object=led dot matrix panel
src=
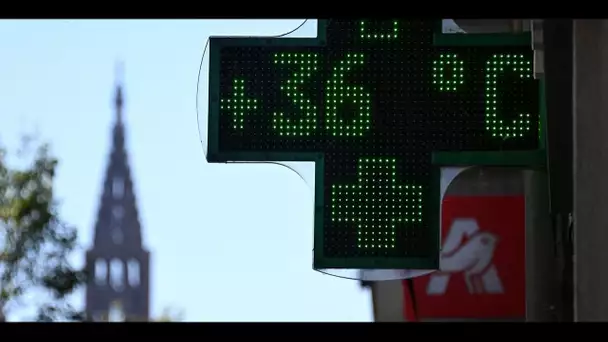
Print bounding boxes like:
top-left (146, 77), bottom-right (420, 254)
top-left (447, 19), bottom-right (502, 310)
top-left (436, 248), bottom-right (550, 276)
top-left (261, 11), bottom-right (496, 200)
top-left (207, 19), bottom-right (541, 270)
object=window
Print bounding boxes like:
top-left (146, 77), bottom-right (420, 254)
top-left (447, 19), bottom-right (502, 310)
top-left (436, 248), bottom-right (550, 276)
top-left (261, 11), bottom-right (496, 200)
top-left (94, 259), bottom-right (107, 285)
top-left (110, 258), bottom-right (124, 291)
top-left (442, 19), bottom-right (466, 34)
top-left (112, 206), bottom-right (124, 220)
top-left (111, 206), bottom-right (124, 229)
top-left (108, 301), bottom-right (125, 322)
top-left (127, 259), bottom-right (140, 287)
top-left (112, 229), bottom-right (123, 244)
top-left (112, 178), bottom-right (124, 199)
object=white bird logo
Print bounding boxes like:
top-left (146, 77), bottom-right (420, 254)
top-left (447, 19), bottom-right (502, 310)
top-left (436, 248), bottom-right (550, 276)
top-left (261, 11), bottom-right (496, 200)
top-left (426, 218), bottom-right (504, 295)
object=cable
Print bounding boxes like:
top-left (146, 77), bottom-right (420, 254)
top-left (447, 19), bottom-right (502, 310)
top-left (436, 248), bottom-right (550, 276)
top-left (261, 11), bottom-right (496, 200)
top-left (195, 19), bottom-right (309, 158)
top-left (193, 19), bottom-right (313, 193)
top-left (406, 278), bottom-right (419, 321)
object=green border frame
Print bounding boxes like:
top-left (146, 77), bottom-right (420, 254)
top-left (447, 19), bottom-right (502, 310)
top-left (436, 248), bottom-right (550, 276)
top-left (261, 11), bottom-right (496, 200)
top-left (206, 20), bottom-right (546, 271)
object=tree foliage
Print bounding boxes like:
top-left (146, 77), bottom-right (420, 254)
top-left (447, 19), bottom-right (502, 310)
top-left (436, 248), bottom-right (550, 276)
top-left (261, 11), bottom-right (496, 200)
top-left (0, 140), bottom-right (86, 321)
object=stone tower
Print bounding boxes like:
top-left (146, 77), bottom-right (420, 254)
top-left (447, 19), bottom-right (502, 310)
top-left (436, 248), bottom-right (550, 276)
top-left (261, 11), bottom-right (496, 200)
top-left (85, 69), bottom-right (151, 321)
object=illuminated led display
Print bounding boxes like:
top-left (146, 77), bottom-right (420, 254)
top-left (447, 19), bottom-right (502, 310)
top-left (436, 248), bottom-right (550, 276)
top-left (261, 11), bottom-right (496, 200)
top-left (207, 20), bottom-right (542, 270)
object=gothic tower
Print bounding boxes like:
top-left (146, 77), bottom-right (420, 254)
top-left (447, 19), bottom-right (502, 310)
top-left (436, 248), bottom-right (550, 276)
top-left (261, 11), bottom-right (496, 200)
top-left (85, 69), bottom-right (151, 321)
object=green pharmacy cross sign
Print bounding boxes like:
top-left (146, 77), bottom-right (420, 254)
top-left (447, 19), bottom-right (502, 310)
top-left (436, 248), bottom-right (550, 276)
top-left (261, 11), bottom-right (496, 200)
top-left (206, 19), bottom-right (543, 271)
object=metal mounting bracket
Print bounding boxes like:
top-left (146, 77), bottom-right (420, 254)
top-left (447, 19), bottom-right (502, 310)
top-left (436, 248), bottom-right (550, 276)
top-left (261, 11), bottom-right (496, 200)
top-left (532, 19), bottom-right (544, 79)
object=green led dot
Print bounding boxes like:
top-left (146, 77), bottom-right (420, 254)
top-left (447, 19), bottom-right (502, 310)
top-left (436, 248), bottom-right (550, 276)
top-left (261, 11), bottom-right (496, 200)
top-left (485, 54), bottom-right (534, 139)
top-left (273, 52), bottom-right (319, 137)
top-left (433, 53), bottom-right (465, 92)
top-left (220, 78), bottom-right (257, 130)
top-left (359, 20), bottom-right (399, 40)
top-left (325, 53), bottom-right (372, 137)
top-left (331, 158), bottom-right (423, 250)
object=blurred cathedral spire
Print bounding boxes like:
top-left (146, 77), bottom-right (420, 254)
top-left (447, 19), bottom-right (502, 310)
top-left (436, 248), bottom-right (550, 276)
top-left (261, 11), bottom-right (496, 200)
top-left (115, 60), bottom-right (124, 123)
top-left (85, 59), bottom-right (150, 322)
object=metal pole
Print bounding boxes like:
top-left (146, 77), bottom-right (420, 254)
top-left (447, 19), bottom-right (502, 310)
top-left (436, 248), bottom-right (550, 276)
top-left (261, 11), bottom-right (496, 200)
top-left (524, 170), bottom-right (558, 321)
top-left (573, 19), bottom-right (608, 321)
top-left (538, 19), bottom-right (574, 322)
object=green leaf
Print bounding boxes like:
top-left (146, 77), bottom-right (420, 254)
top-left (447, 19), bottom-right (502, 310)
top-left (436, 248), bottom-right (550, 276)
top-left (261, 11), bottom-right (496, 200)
top-left (0, 137), bottom-right (85, 321)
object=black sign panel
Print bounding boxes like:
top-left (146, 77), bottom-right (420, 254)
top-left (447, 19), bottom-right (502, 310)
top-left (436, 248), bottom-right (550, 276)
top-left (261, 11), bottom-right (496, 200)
top-left (206, 19), bottom-right (542, 270)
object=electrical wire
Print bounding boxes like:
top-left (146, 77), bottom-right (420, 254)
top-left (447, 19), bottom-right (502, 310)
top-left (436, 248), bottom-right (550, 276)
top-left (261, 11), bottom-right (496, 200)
top-left (195, 19), bottom-right (309, 157)
top-left (193, 20), bottom-right (423, 286)
top-left (193, 20), bottom-right (432, 297)
top-left (194, 19), bottom-right (313, 183)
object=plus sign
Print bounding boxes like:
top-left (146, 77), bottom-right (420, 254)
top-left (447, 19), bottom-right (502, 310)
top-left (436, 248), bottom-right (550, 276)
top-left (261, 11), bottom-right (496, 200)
top-left (207, 19), bottom-right (542, 271)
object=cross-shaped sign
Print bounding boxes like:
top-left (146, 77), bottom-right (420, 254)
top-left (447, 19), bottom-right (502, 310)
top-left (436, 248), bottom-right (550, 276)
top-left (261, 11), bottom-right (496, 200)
top-left (206, 19), bottom-right (543, 271)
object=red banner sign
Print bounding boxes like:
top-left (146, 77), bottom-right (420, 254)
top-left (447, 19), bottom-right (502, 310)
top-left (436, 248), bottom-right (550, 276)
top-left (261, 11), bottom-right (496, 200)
top-left (403, 195), bottom-right (525, 320)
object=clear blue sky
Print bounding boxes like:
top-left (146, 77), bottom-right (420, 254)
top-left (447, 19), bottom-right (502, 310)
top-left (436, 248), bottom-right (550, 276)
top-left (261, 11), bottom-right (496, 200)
top-left (0, 19), bottom-right (373, 321)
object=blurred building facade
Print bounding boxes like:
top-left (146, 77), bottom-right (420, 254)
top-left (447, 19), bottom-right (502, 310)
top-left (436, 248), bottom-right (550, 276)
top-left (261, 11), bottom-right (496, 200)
top-left (84, 76), bottom-right (151, 322)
